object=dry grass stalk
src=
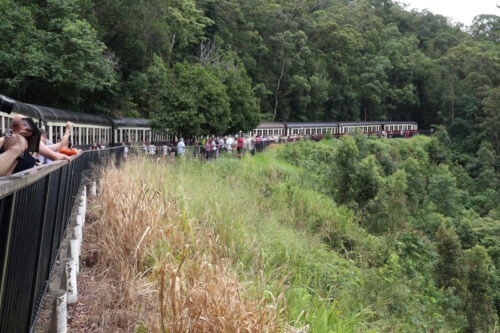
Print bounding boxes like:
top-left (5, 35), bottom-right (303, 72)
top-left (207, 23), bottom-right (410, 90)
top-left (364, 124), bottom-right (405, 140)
top-left (74, 157), bottom-right (284, 332)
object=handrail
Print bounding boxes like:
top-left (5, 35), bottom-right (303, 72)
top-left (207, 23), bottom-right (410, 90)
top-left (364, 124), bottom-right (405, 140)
top-left (0, 147), bottom-right (123, 333)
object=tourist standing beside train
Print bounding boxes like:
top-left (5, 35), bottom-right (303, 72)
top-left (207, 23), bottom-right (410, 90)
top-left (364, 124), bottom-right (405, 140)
top-left (148, 142), bottom-right (156, 156)
top-left (225, 135), bottom-right (234, 154)
top-left (123, 142), bottom-right (129, 159)
top-left (177, 138), bottom-right (185, 157)
top-left (236, 135), bottom-right (244, 158)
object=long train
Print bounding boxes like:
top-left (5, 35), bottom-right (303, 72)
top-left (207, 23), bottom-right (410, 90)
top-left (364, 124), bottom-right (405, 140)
top-left (251, 121), bottom-right (418, 139)
top-left (0, 95), bottom-right (418, 147)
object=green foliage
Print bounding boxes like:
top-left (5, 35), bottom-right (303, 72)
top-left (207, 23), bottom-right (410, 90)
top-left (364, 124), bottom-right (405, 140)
top-left (461, 246), bottom-right (498, 332)
top-left (426, 164), bottom-right (463, 217)
top-left (212, 53), bottom-right (261, 133)
top-left (150, 61), bottom-right (230, 138)
top-left (332, 136), bottom-right (360, 205)
top-left (275, 133), bottom-right (499, 330)
top-left (0, 0), bottom-right (116, 108)
top-left (401, 157), bottom-right (428, 213)
top-left (364, 169), bottom-right (409, 234)
top-left (435, 223), bottom-right (462, 289)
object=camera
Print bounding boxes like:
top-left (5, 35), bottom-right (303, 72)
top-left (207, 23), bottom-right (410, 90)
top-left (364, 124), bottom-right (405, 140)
top-left (21, 117), bottom-right (41, 153)
top-left (0, 95), bottom-right (15, 114)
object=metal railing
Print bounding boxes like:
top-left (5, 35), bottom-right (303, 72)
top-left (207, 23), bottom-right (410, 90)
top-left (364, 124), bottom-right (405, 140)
top-left (0, 147), bottom-right (123, 333)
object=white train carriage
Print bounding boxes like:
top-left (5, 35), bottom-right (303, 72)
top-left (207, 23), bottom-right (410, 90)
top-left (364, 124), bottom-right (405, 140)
top-left (285, 122), bottom-right (339, 136)
top-left (112, 117), bottom-right (170, 144)
top-left (16, 102), bottom-right (113, 147)
top-left (337, 121), bottom-right (383, 135)
top-left (382, 121), bottom-right (418, 136)
top-left (249, 122), bottom-right (286, 137)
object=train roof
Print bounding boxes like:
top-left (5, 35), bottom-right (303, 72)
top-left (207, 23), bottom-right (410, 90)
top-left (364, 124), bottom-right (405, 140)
top-left (254, 122), bottom-right (286, 129)
top-left (112, 117), bottom-right (152, 128)
top-left (337, 121), bottom-right (383, 126)
top-left (285, 122), bottom-right (338, 128)
top-left (382, 121), bottom-right (417, 124)
top-left (18, 102), bottom-right (111, 125)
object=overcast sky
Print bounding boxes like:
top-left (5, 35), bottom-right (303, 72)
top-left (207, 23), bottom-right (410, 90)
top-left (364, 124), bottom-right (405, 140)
top-left (397, 0), bottom-right (499, 26)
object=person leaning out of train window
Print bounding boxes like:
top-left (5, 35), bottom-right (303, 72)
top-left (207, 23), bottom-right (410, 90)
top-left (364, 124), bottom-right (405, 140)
top-left (36, 136), bottom-right (72, 163)
top-left (37, 125), bottom-right (72, 163)
top-left (0, 133), bottom-right (28, 176)
top-left (0, 115), bottom-right (71, 163)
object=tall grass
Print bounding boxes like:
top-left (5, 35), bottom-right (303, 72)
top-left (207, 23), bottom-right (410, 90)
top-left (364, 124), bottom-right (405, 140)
top-left (84, 156), bottom-right (285, 332)
top-left (81, 148), bottom-right (438, 332)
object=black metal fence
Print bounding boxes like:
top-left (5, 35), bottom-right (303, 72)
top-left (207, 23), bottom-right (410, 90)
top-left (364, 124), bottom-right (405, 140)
top-left (0, 147), bottom-right (123, 333)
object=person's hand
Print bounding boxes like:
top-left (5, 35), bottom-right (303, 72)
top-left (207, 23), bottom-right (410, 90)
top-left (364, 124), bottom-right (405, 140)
top-left (3, 134), bottom-right (27, 155)
top-left (53, 152), bottom-right (71, 162)
top-left (65, 121), bottom-right (72, 132)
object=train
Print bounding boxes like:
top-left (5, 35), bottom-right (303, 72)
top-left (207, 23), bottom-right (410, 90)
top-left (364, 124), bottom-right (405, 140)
top-left (0, 94), bottom-right (418, 147)
top-left (251, 121), bottom-right (418, 139)
top-left (0, 95), bottom-right (169, 147)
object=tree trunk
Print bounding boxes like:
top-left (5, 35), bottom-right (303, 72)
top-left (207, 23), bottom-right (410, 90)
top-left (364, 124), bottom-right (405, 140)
top-left (273, 44), bottom-right (286, 121)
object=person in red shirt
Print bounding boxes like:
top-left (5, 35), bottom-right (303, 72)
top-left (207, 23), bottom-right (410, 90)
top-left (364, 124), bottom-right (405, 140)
top-left (236, 135), bottom-right (245, 158)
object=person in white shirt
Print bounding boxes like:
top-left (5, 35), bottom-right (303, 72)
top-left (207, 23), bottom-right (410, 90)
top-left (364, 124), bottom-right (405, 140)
top-left (148, 142), bottom-right (156, 155)
top-left (177, 138), bottom-right (185, 156)
top-left (225, 135), bottom-right (234, 153)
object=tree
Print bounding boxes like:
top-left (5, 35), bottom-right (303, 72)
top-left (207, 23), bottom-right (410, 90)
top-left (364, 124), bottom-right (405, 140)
top-left (94, 0), bottom-right (210, 71)
top-left (477, 86), bottom-right (500, 156)
top-left (364, 169), bottom-right (409, 233)
top-left (332, 136), bottom-right (359, 205)
top-left (434, 223), bottom-right (461, 289)
top-left (219, 58), bottom-right (261, 133)
top-left (401, 157), bottom-right (428, 214)
top-left (469, 14), bottom-right (500, 43)
top-left (0, 0), bottom-right (117, 109)
top-left (426, 164), bottom-right (462, 217)
top-left (461, 246), bottom-right (498, 332)
top-left (150, 61), bottom-right (230, 138)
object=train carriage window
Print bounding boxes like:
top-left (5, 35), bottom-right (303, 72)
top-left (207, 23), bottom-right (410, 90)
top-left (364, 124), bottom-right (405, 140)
top-left (5, 117), bottom-right (12, 134)
top-left (73, 126), bottom-right (79, 145)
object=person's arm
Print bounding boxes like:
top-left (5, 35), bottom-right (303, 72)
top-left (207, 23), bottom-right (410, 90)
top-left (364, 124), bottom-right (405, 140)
top-left (39, 142), bottom-right (71, 161)
top-left (0, 135), bottom-right (27, 176)
top-left (49, 121), bottom-right (72, 151)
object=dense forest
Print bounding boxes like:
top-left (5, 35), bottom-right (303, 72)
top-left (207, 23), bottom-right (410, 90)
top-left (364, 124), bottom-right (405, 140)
top-left (1, 0), bottom-right (498, 137)
top-left (79, 133), bottom-right (499, 332)
top-left (2, 0), bottom-right (497, 331)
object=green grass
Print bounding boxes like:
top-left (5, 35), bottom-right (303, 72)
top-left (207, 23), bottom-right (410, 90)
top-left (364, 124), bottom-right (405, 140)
top-left (92, 143), bottom-right (453, 332)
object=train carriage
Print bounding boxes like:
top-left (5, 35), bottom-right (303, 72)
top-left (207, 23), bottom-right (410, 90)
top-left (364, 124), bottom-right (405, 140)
top-left (250, 122), bottom-right (286, 137)
top-left (24, 104), bottom-right (113, 146)
top-left (382, 121), bottom-right (418, 136)
top-left (337, 121), bottom-right (383, 135)
top-left (285, 122), bottom-right (339, 136)
top-left (111, 117), bottom-right (170, 144)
